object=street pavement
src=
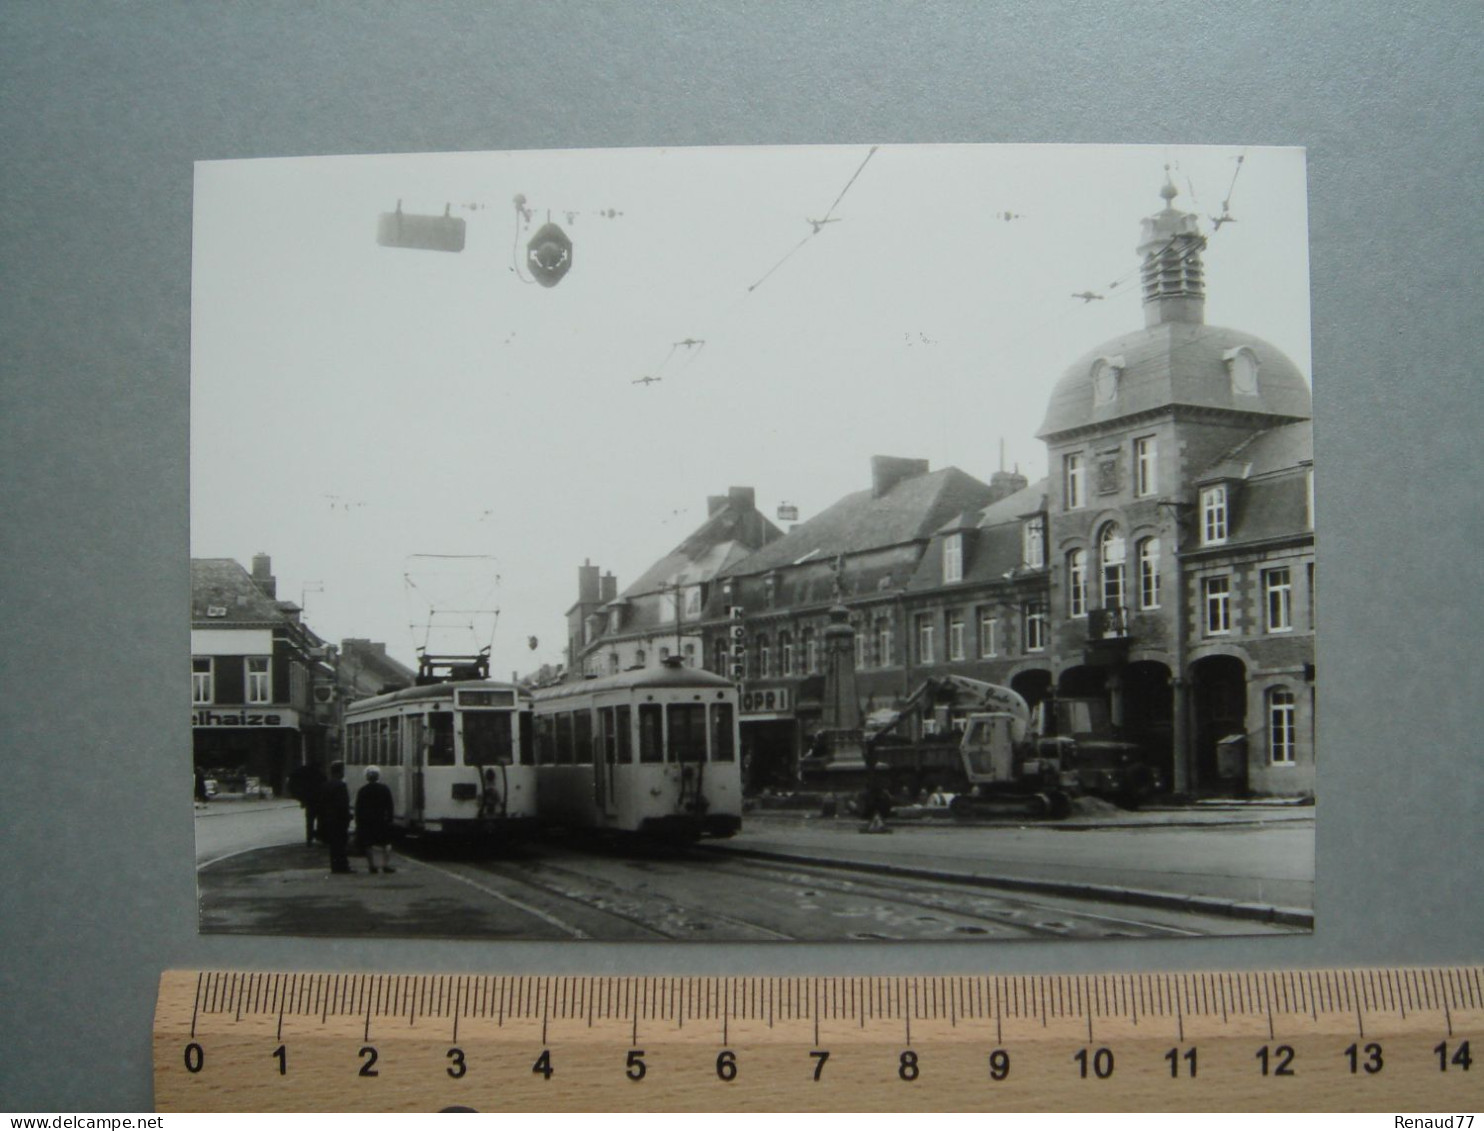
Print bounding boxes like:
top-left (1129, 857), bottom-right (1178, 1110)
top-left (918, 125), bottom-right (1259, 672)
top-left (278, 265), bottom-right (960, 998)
top-left (193, 798), bottom-right (305, 866)
top-left (704, 807), bottom-right (1315, 925)
top-left (195, 800), bottom-right (1313, 937)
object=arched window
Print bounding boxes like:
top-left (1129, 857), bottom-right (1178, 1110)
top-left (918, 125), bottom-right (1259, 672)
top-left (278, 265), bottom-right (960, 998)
top-left (633, 648), bottom-right (646, 668)
top-left (1100, 523), bottom-right (1126, 611)
top-left (1067, 549), bottom-right (1088, 617)
top-left (713, 638), bottom-right (728, 674)
top-left (1268, 687), bottom-right (1296, 765)
top-left (779, 630), bottom-right (794, 676)
top-left (1138, 537), bottom-right (1161, 609)
top-left (755, 634), bottom-right (770, 679)
top-left (802, 627), bottom-right (817, 674)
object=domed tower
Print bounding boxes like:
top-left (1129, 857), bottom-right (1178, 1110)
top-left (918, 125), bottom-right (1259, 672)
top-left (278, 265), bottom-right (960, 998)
top-left (1036, 176), bottom-right (1312, 795)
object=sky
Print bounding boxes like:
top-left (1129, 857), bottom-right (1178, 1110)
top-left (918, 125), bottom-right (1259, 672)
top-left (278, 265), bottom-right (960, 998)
top-left (190, 143), bottom-right (1311, 676)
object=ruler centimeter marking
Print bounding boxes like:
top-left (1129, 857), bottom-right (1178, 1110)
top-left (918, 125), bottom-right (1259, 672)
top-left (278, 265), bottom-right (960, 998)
top-left (156, 967), bottom-right (1482, 1112)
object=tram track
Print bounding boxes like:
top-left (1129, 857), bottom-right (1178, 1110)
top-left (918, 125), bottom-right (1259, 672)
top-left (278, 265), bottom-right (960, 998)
top-left (681, 850), bottom-right (1209, 940)
top-left (405, 845), bottom-right (798, 941)
top-left (405, 837), bottom-right (1238, 941)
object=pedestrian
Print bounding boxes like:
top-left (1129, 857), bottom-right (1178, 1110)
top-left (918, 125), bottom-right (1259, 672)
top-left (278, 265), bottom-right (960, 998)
top-left (355, 765), bottom-right (396, 874)
top-left (288, 758), bottom-right (327, 846)
top-left (321, 760), bottom-right (353, 874)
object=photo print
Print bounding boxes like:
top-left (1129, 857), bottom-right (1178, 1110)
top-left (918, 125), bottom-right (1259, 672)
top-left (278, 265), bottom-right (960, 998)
top-left (190, 143), bottom-right (1316, 942)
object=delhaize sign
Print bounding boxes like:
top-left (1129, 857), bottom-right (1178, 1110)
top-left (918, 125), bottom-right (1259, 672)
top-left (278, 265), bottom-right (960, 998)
top-left (192, 708), bottom-right (299, 728)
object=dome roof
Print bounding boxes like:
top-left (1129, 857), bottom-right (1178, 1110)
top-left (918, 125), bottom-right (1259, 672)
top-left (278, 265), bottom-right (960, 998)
top-left (1037, 321), bottom-right (1311, 438)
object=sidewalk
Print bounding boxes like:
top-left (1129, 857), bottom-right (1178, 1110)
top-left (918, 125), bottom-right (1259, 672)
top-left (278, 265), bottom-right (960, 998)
top-left (704, 810), bottom-right (1315, 928)
top-left (193, 798), bottom-right (299, 817)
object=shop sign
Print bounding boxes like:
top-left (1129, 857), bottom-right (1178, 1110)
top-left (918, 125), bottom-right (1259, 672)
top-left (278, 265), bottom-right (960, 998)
top-left (741, 688), bottom-right (791, 715)
top-left (192, 708), bottom-right (300, 728)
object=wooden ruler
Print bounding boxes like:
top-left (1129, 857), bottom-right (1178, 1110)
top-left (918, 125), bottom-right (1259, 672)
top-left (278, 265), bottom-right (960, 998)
top-left (155, 967), bottom-right (1481, 1111)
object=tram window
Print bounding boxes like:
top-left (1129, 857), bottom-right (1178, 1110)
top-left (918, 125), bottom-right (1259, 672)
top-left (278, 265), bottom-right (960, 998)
top-left (518, 715), bottom-right (534, 766)
top-left (555, 712), bottom-right (575, 765)
top-left (668, 704), bottom-right (707, 763)
top-left (534, 715), bottom-right (555, 765)
top-left (574, 709), bottom-right (594, 765)
top-left (710, 703), bottom-right (736, 762)
top-left (464, 711), bottom-right (514, 766)
top-left (378, 718), bottom-right (390, 763)
top-left (615, 705), bottom-right (632, 763)
top-left (638, 703), bottom-right (663, 763)
top-left (405, 716), bottom-right (424, 765)
top-left (599, 708), bottom-right (614, 764)
top-left (428, 712), bottom-right (455, 766)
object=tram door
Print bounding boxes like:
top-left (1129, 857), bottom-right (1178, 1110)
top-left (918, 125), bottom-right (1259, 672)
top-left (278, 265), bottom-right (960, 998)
top-left (406, 714), bottom-right (427, 822)
top-left (593, 706), bottom-right (618, 817)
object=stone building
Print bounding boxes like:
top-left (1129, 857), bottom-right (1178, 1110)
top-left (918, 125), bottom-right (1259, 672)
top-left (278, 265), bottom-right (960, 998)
top-left (567, 487), bottom-right (781, 678)
top-left (189, 554), bottom-right (337, 795)
top-left (1035, 178), bottom-right (1315, 795)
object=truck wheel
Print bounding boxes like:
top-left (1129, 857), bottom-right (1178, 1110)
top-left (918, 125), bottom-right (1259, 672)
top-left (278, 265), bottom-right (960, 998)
top-left (948, 795), bottom-right (976, 820)
top-left (1048, 791), bottom-right (1073, 819)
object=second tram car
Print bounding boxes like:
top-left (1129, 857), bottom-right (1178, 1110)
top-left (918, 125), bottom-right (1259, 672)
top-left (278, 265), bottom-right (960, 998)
top-left (341, 678), bottom-right (536, 840)
top-left (530, 661), bottom-right (742, 839)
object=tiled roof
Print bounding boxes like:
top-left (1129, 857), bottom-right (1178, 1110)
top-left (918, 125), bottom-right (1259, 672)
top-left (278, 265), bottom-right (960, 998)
top-left (910, 478), bottom-right (1051, 591)
top-left (1202, 420), bottom-right (1313, 480)
top-left (1039, 322), bottom-right (1311, 437)
top-left (722, 467), bottom-right (996, 577)
top-left (971, 478), bottom-right (1049, 530)
top-left (623, 502), bottom-right (781, 597)
top-left (190, 558), bottom-right (287, 626)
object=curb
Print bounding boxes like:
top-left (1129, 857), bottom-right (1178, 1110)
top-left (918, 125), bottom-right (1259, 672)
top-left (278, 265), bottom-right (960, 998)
top-left (698, 842), bottom-right (1314, 930)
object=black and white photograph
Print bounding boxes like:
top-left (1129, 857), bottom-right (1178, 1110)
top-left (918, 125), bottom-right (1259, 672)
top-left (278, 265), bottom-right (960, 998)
top-left (190, 142), bottom-right (1316, 943)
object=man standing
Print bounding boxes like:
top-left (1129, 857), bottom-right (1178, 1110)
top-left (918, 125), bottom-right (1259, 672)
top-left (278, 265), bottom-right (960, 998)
top-left (288, 758), bottom-right (326, 845)
top-left (321, 760), bottom-right (353, 874)
top-left (355, 766), bottom-right (396, 874)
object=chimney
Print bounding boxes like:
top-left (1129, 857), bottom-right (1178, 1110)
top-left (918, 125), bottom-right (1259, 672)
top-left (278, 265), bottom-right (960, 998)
top-left (600, 572), bottom-right (618, 602)
top-left (707, 495), bottom-right (727, 517)
top-left (250, 553), bottom-right (277, 599)
top-left (727, 486), bottom-right (755, 511)
top-left (577, 559), bottom-right (600, 606)
top-left (987, 469), bottom-right (1029, 504)
top-left (870, 456), bottom-right (930, 498)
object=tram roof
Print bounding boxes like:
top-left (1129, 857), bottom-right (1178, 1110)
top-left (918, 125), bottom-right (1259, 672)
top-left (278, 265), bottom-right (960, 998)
top-left (531, 665), bottom-right (734, 704)
top-left (345, 679), bottom-right (526, 714)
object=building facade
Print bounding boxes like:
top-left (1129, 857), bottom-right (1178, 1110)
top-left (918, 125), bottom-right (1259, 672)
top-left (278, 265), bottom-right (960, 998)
top-left (560, 180), bottom-right (1316, 799)
top-left (568, 487), bottom-right (781, 678)
top-left (1035, 180), bottom-right (1315, 796)
top-left (190, 554), bottom-right (338, 796)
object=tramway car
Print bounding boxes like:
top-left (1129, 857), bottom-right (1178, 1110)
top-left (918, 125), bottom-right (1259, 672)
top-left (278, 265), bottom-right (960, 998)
top-left (341, 676), bottom-right (536, 840)
top-left (530, 660), bottom-right (742, 839)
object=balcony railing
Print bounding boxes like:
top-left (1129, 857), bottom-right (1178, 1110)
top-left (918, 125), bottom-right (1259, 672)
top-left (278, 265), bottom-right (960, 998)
top-left (1088, 606), bottom-right (1131, 642)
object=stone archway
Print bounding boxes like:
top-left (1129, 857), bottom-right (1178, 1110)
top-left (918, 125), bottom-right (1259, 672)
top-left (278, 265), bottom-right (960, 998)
top-left (1191, 654), bottom-right (1248, 794)
top-left (1010, 668), bottom-right (1052, 709)
top-left (1124, 660), bottom-right (1174, 790)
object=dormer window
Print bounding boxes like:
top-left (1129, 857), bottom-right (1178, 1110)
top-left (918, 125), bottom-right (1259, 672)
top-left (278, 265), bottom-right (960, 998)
top-left (1022, 516), bottom-right (1045, 569)
top-left (943, 533), bottom-right (964, 583)
top-left (1201, 484), bottom-right (1229, 545)
top-left (1091, 355), bottom-right (1125, 407)
top-left (607, 606), bottom-right (623, 634)
top-left (1223, 346), bottom-right (1261, 396)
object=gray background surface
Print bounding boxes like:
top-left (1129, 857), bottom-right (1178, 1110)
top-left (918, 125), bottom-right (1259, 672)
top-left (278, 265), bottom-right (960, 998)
top-left (2, 1), bottom-right (1480, 1111)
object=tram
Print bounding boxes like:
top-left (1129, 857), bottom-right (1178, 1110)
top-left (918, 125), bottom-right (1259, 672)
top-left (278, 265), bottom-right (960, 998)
top-left (340, 653), bottom-right (536, 840)
top-left (530, 659), bottom-right (743, 839)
